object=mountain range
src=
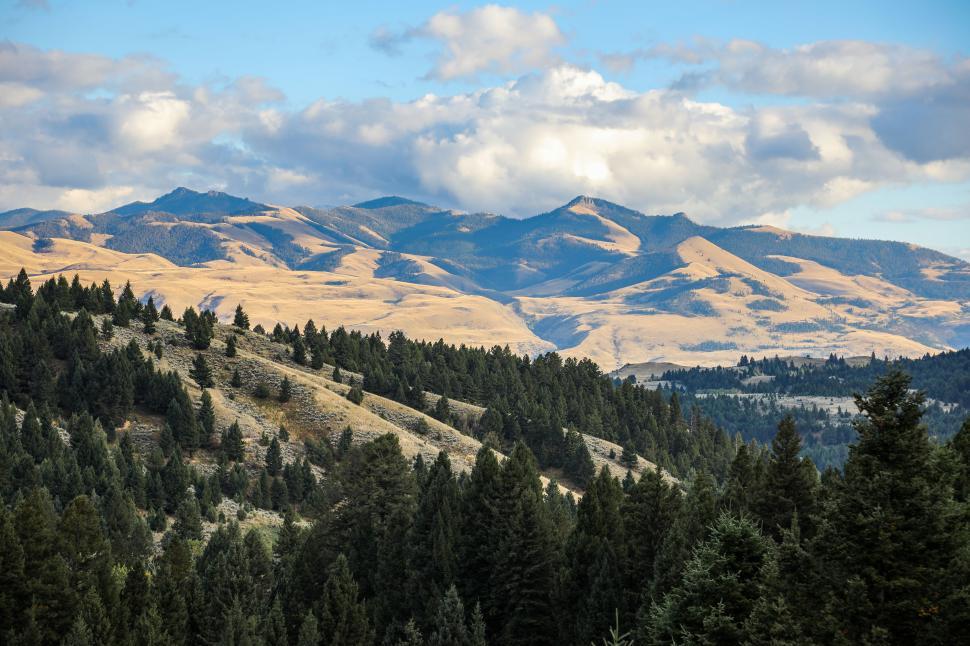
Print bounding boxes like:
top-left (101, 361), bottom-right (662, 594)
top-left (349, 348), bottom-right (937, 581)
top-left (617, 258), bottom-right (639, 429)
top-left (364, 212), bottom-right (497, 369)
top-left (1, 187), bottom-right (968, 369)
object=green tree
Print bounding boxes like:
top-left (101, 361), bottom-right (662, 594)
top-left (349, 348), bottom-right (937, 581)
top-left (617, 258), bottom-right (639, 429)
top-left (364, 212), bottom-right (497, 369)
top-left (346, 385), bottom-right (364, 405)
top-left (225, 334), bottom-right (238, 358)
top-left (198, 390), bottom-right (216, 447)
top-left (279, 377), bottom-right (293, 403)
top-left (222, 421), bottom-right (245, 462)
top-left (233, 304), bottom-right (250, 330)
top-left (815, 371), bottom-right (966, 643)
top-left (318, 554), bottom-right (374, 646)
top-left (266, 437), bottom-right (283, 476)
top-left (190, 353), bottom-right (214, 388)
top-left (647, 513), bottom-right (771, 645)
top-left (429, 585), bottom-right (470, 646)
top-left (755, 415), bottom-right (818, 539)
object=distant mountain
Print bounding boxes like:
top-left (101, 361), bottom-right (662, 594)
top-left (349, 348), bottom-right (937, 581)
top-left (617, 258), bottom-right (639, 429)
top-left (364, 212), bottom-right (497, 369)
top-left (0, 207), bottom-right (73, 228)
top-left (111, 186), bottom-right (268, 217)
top-left (2, 188), bottom-right (968, 368)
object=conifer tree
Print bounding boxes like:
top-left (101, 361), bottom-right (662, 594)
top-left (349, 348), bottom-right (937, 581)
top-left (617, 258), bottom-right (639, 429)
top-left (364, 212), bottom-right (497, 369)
top-left (279, 376), bottom-right (293, 402)
top-left (297, 611), bottom-right (320, 646)
top-left (142, 296), bottom-right (159, 334)
top-left (190, 353), bottom-right (214, 388)
top-left (266, 436), bottom-right (283, 476)
top-left (160, 304), bottom-right (174, 321)
top-left (755, 415), bottom-right (817, 538)
top-left (565, 466), bottom-right (626, 643)
top-left (429, 585), bottom-right (470, 646)
top-left (319, 554), bottom-right (374, 646)
top-left (346, 384), bottom-right (364, 405)
top-left (225, 333), bottom-right (237, 358)
top-left (233, 304), bottom-right (250, 330)
top-left (198, 390), bottom-right (216, 447)
top-left (433, 395), bottom-right (451, 423)
top-left (406, 451), bottom-right (461, 627)
top-left (222, 421), bottom-right (245, 462)
top-left (292, 336), bottom-right (308, 365)
top-left (647, 513), bottom-right (771, 645)
top-left (231, 367), bottom-right (242, 388)
top-left (816, 371), bottom-right (965, 643)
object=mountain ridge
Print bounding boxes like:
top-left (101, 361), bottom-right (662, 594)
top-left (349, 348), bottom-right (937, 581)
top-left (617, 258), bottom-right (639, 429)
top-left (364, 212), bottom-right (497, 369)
top-left (2, 186), bottom-right (967, 368)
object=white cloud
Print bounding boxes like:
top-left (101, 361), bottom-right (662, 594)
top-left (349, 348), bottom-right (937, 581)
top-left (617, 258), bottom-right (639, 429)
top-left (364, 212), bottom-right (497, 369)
top-left (372, 4), bottom-right (566, 81)
top-left (2, 40), bottom-right (969, 231)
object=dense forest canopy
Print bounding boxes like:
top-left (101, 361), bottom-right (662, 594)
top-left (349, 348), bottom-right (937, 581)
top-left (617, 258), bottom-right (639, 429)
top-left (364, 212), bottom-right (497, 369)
top-left (1, 268), bottom-right (969, 645)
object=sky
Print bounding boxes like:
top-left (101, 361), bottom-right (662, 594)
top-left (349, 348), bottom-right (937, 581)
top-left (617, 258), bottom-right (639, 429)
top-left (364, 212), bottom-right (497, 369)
top-left (1, 0), bottom-right (969, 258)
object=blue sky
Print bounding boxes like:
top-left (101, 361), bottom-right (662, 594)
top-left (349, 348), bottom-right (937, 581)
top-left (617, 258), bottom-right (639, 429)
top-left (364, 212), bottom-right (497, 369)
top-left (2, 0), bottom-right (969, 257)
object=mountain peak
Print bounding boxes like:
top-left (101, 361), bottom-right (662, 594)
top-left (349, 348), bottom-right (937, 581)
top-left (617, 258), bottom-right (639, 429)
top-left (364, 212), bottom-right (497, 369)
top-left (112, 187), bottom-right (268, 217)
top-left (353, 196), bottom-right (429, 210)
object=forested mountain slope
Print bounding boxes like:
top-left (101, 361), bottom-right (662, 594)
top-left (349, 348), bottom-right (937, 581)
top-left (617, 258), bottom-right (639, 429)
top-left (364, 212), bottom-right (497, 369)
top-left (2, 268), bottom-right (969, 645)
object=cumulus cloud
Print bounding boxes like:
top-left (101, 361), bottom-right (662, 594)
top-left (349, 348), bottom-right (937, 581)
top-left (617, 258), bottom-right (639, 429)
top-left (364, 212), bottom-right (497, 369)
top-left (606, 38), bottom-right (970, 165)
top-left (2, 40), bottom-right (969, 226)
top-left (371, 4), bottom-right (566, 80)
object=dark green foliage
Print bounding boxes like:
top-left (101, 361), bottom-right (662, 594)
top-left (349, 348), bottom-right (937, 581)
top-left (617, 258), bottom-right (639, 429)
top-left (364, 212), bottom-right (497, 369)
top-left (318, 554), bottom-right (374, 645)
top-left (755, 415), bottom-right (817, 538)
top-left (2, 269), bottom-right (969, 646)
top-left (198, 389), bottom-right (216, 447)
top-left (279, 376), bottom-right (293, 402)
top-left (254, 380), bottom-right (271, 399)
top-left (222, 421), bottom-right (245, 462)
top-left (190, 353), bottom-right (214, 388)
top-left (231, 367), bottom-right (242, 388)
top-left (646, 513), bottom-right (771, 644)
top-left (292, 335), bottom-right (307, 365)
top-left (346, 384), bottom-right (364, 405)
top-left (814, 371), bottom-right (966, 643)
top-left (266, 437), bottom-right (283, 476)
top-left (225, 333), bottom-right (237, 357)
top-left (182, 306), bottom-right (213, 350)
top-left (233, 304), bottom-right (250, 330)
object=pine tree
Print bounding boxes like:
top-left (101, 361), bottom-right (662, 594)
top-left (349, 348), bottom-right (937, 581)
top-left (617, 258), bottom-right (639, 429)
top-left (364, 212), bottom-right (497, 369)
top-left (406, 451), bottom-right (461, 627)
top-left (565, 466), bottom-right (625, 643)
top-left (346, 385), bottom-right (364, 405)
top-left (318, 554), bottom-right (374, 645)
top-left (279, 376), bottom-right (293, 403)
top-left (198, 390), bottom-right (216, 447)
top-left (755, 415), bottom-right (817, 539)
top-left (142, 296), bottom-right (159, 334)
top-left (231, 368), bottom-right (242, 388)
top-left (332, 366), bottom-right (342, 383)
top-left (266, 437), bottom-right (283, 476)
top-left (225, 334), bottom-right (238, 358)
top-left (222, 421), bottom-right (245, 462)
top-left (233, 304), bottom-right (250, 330)
top-left (433, 395), bottom-right (451, 423)
top-left (816, 371), bottom-right (965, 643)
top-left (174, 496), bottom-right (203, 540)
top-left (183, 307), bottom-right (212, 350)
top-left (429, 586), bottom-right (470, 646)
top-left (647, 513), bottom-right (771, 645)
top-left (292, 336), bottom-right (307, 366)
top-left (263, 598), bottom-right (288, 646)
top-left (160, 304), bottom-right (174, 321)
top-left (190, 353), bottom-right (214, 388)
top-left (297, 612), bottom-right (320, 646)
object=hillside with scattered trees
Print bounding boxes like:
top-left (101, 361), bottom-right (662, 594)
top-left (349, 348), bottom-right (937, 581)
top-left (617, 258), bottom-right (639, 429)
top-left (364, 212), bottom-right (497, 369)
top-left (1, 268), bottom-right (969, 644)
